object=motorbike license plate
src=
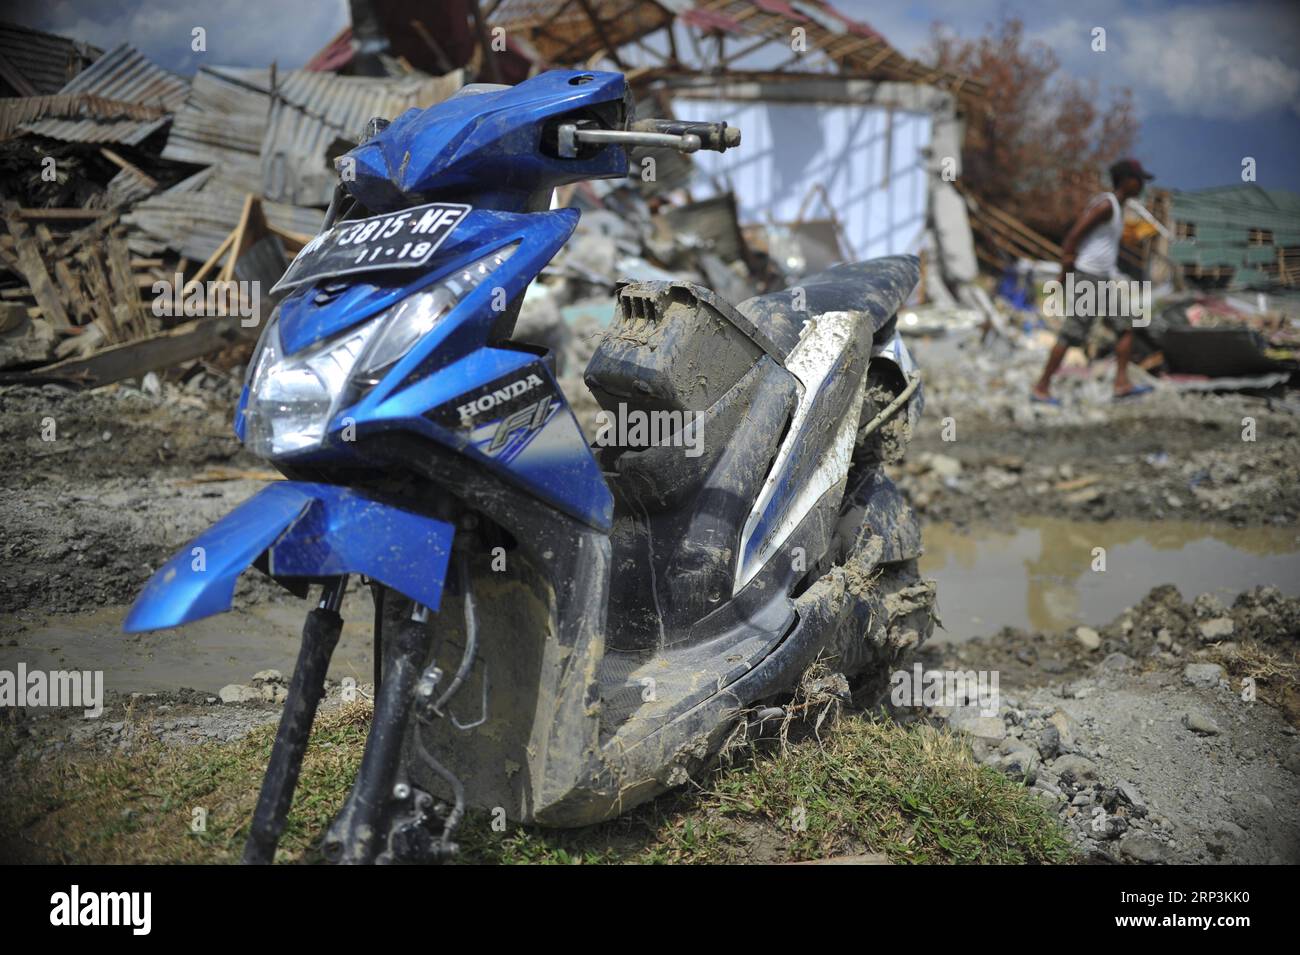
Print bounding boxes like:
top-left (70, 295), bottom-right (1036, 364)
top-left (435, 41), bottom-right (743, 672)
top-left (272, 202), bottom-right (472, 294)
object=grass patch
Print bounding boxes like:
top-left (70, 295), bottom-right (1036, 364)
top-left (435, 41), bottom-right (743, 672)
top-left (460, 717), bottom-right (1076, 864)
top-left (0, 703), bottom-right (370, 864)
top-left (1208, 638), bottom-right (1300, 727)
top-left (1, 708), bottom-right (1075, 864)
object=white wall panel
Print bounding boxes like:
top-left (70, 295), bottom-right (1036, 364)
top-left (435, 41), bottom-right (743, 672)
top-left (673, 99), bottom-right (931, 263)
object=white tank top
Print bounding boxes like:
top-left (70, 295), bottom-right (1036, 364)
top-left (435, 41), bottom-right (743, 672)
top-left (1074, 192), bottom-right (1123, 277)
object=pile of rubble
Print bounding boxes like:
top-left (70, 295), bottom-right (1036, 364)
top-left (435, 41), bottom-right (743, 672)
top-left (0, 1), bottom-right (1000, 393)
top-left (912, 585), bottom-right (1300, 863)
top-left (0, 21), bottom-right (466, 388)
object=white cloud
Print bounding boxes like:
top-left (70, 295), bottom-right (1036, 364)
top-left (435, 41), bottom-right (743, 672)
top-left (1030, 3), bottom-right (1300, 120)
top-left (18, 0), bottom-right (349, 72)
top-left (1115, 10), bottom-right (1300, 118)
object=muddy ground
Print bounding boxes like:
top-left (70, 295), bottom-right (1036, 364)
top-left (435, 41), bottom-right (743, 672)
top-left (892, 334), bottom-right (1300, 528)
top-left (0, 325), bottom-right (1297, 863)
top-left (0, 378), bottom-right (275, 618)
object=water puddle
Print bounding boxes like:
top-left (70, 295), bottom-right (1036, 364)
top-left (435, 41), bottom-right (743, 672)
top-left (921, 516), bottom-right (1300, 642)
top-left (5, 517), bottom-right (1297, 692)
top-left (0, 591), bottom-right (375, 696)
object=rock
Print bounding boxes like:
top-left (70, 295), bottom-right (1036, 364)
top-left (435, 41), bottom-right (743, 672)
top-left (1120, 832), bottom-right (1173, 864)
top-left (926, 453), bottom-right (962, 479)
top-left (251, 669), bottom-right (284, 685)
top-left (1118, 781), bottom-right (1146, 812)
top-left (1047, 710), bottom-right (1075, 747)
top-left (1091, 808), bottom-right (1128, 840)
top-left (258, 684), bottom-right (288, 704)
top-left (996, 743), bottom-right (1039, 784)
top-left (1075, 626), bottom-right (1101, 651)
top-left (1197, 618), bottom-right (1235, 642)
top-left (1281, 749), bottom-right (1300, 775)
top-left (1051, 754), bottom-right (1100, 784)
top-left (1211, 821), bottom-right (1247, 848)
top-left (218, 684), bottom-right (260, 704)
top-left (1033, 789), bottom-right (1061, 810)
top-left (1182, 711), bottom-right (1220, 736)
top-left (947, 708), bottom-right (1006, 741)
top-left (1155, 628), bottom-right (1173, 649)
top-left (1182, 663), bottom-right (1224, 688)
top-left (1100, 652), bottom-right (1133, 672)
top-left (1192, 593), bottom-right (1228, 619)
top-left (1037, 724), bottom-right (1062, 760)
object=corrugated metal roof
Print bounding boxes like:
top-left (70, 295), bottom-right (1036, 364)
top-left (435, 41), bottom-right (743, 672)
top-left (0, 92), bottom-right (165, 141)
top-left (104, 164), bottom-right (158, 208)
top-left (124, 173), bottom-right (323, 262)
top-left (260, 68), bottom-right (462, 206)
top-left (0, 20), bottom-right (101, 96)
top-left (21, 43), bottom-right (188, 145)
top-left (160, 66), bottom-right (271, 168)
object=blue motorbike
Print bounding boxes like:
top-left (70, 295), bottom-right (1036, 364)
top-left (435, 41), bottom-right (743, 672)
top-left (125, 69), bottom-right (934, 863)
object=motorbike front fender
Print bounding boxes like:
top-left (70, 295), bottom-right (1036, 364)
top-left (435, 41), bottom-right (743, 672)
top-left (123, 482), bottom-right (455, 633)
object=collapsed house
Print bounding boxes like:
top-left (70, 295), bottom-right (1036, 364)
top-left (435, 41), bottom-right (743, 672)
top-left (11, 3), bottom-right (1284, 394)
top-left (0, 3), bottom-right (995, 390)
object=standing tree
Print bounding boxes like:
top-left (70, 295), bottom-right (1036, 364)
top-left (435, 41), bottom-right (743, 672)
top-left (928, 16), bottom-right (1138, 240)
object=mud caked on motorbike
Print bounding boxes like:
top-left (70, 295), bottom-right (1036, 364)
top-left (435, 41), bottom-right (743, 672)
top-left (125, 69), bottom-right (936, 863)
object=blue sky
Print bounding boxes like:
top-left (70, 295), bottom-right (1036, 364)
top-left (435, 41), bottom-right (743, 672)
top-left (11, 0), bottom-right (1299, 190)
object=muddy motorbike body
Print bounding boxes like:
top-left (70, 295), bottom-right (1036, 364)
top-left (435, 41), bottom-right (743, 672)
top-left (125, 69), bottom-right (934, 863)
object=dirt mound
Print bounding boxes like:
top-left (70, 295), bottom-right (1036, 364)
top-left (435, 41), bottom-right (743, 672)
top-left (0, 382), bottom-right (269, 617)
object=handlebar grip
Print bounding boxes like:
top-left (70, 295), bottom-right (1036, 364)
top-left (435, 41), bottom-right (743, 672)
top-left (630, 119), bottom-right (741, 152)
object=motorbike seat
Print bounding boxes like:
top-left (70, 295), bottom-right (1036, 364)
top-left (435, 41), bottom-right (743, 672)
top-left (735, 255), bottom-right (919, 358)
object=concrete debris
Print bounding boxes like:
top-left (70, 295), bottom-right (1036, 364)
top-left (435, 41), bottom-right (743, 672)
top-left (911, 585), bottom-right (1300, 863)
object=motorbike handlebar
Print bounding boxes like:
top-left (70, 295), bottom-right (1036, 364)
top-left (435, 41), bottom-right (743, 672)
top-left (554, 118), bottom-right (741, 158)
top-left (630, 119), bottom-right (741, 152)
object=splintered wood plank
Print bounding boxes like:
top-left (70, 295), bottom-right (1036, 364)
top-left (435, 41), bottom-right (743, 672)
top-left (52, 259), bottom-right (91, 325)
top-left (0, 316), bottom-right (255, 389)
top-left (3, 205), bottom-right (71, 329)
top-left (53, 215), bottom-right (118, 259)
top-left (78, 245), bottom-right (119, 342)
top-left (16, 208), bottom-right (112, 220)
top-left (106, 230), bottom-right (148, 338)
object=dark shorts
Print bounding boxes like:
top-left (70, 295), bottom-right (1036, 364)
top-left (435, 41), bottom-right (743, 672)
top-left (1057, 271), bottom-right (1134, 347)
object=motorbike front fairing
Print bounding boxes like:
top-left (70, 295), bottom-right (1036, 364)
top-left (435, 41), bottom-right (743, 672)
top-left (125, 71), bottom-right (630, 633)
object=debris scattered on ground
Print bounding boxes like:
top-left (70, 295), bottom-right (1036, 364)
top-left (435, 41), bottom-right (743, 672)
top-left (911, 585), bottom-right (1300, 863)
top-left (893, 329), bottom-right (1300, 527)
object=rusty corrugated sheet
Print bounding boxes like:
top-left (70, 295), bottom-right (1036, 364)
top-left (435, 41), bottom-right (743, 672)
top-left (0, 93), bottom-right (165, 141)
top-left (20, 43), bottom-right (188, 145)
top-left (0, 20), bottom-right (101, 96)
top-left (260, 68), bottom-right (462, 206)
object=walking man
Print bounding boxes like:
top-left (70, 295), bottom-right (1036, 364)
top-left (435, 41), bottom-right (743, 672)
top-left (1032, 159), bottom-right (1155, 404)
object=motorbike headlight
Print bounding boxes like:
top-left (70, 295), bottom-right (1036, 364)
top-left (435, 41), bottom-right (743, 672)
top-left (243, 242), bottom-right (517, 460)
top-left (243, 315), bottom-right (380, 458)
